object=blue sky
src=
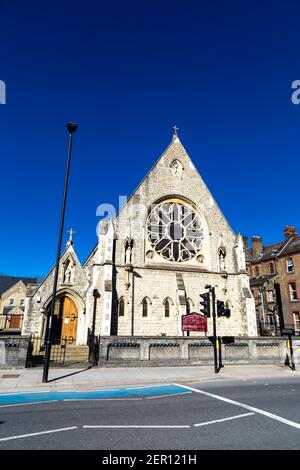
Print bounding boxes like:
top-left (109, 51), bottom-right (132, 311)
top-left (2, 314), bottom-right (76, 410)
top-left (1, 0), bottom-right (300, 278)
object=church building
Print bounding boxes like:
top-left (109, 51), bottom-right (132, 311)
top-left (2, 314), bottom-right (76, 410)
top-left (22, 131), bottom-right (257, 345)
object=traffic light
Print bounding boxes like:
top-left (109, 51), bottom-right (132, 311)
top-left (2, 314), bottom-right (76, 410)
top-left (217, 300), bottom-right (231, 318)
top-left (200, 292), bottom-right (211, 317)
top-left (224, 308), bottom-right (231, 318)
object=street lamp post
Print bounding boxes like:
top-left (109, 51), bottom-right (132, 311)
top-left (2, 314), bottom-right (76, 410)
top-left (42, 122), bottom-right (78, 383)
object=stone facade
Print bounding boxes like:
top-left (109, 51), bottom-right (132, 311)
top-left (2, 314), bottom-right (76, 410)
top-left (22, 134), bottom-right (257, 344)
top-left (0, 277), bottom-right (37, 331)
top-left (87, 135), bottom-right (257, 339)
top-left (0, 281), bottom-right (27, 315)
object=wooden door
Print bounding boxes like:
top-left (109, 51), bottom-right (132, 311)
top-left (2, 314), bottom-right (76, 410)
top-left (60, 297), bottom-right (78, 344)
top-left (10, 315), bottom-right (22, 329)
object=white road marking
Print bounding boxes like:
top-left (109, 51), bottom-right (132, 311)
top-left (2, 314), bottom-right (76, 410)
top-left (146, 392), bottom-right (192, 400)
top-left (125, 384), bottom-right (172, 390)
top-left (74, 389), bottom-right (119, 392)
top-left (0, 400), bottom-right (59, 408)
top-left (193, 413), bottom-right (254, 427)
top-left (63, 398), bottom-right (142, 401)
top-left (0, 426), bottom-right (78, 442)
top-left (0, 390), bottom-right (50, 396)
top-left (83, 425), bottom-right (190, 429)
top-left (174, 384), bottom-right (300, 430)
top-left (190, 378), bottom-right (218, 383)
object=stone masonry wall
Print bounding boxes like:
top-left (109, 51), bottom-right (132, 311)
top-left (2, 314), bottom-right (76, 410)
top-left (99, 336), bottom-right (296, 367)
top-left (0, 336), bottom-right (31, 369)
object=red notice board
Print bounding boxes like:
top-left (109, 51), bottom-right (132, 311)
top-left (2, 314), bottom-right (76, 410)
top-left (182, 312), bottom-right (208, 332)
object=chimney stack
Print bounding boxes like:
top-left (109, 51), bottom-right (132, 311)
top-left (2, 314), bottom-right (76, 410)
top-left (284, 225), bottom-right (297, 240)
top-left (252, 236), bottom-right (263, 258)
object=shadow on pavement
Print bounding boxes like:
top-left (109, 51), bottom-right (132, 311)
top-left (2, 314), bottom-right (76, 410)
top-left (47, 365), bottom-right (95, 383)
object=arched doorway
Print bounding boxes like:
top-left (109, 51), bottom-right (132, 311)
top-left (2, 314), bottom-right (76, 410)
top-left (47, 296), bottom-right (78, 344)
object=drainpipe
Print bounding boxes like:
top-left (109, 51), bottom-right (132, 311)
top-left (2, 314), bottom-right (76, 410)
top-left (92, 289), bottom-right (100, 338)
top-left (259, 286), bottom-right (266, 323)
top-left (131, 268), bottom-right (135, 336)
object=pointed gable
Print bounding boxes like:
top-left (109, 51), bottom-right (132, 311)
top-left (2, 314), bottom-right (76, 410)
top-left (31, 242), bottom-right (88, 299)
top-left (114, 134), bottom-right (234, 235)
top-left (85, 133), bottom-right (238, 274)
top-left (108, 135), bottom-right (236, 271)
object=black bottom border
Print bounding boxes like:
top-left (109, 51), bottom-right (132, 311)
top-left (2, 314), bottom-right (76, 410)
top-left (0, 450), bottom-right (298, 465)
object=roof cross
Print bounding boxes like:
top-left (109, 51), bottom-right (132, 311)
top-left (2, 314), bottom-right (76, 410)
top-left (172, 125), bottom-right (179, 137)
top-left (67, 227), bottom-right (76, 242)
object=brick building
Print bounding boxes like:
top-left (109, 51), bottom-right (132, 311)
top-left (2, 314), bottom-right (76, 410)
top-left (22, 131), bottom-right (257, 345)
top-left (245, 226), bottom-right (300, 336)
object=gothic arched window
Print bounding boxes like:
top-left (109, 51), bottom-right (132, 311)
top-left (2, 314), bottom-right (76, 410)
top-left (163, 298), bottom-right (171, 317)
top-left (118, 298), bottom-right (125, 317)
top-left (142, 298), bottom-right (149, 317)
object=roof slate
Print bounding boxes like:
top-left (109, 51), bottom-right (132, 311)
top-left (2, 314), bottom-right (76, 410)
top-left (246, 236), bottom-right (300, 264)
top-left (280, 236), bottom-right (300, 256)
top-left (0, 276), bottom-right (38, 296)
top-left (250, 274), bottom-right (278, 287)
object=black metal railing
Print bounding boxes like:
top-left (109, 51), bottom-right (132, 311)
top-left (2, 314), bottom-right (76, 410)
top-left (25, 335), bottom-right (68, 367)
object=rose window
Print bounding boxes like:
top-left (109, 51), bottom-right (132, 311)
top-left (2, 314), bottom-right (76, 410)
top-left (147, 201), bottom-right (204, 262)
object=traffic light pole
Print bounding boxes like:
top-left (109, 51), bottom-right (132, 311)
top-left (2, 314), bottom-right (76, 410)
top-left (288, 334), bottom-right (296, 371)
top-left (211, 287), bottom-right (218, 374)
top-left (217, 335), bottom-right (224, 372)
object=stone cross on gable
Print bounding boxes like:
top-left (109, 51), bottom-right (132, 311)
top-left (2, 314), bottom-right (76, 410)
top-left (67, 227), bottom-right (76, 242)
top-left (172, 125), bottom-right (179, 137)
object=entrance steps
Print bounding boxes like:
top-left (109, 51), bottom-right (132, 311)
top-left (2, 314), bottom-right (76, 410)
top-left (50, 344), bottom-right (89, 363)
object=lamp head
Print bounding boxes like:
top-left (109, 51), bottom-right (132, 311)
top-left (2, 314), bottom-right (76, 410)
top-left (67, 122), bottom-right (78, 134)
top-left (93, 288), bottom-right (100, 298)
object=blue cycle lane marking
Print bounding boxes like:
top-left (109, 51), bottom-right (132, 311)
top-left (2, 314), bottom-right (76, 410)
top-left (0, 384), bottom-right (188, 405)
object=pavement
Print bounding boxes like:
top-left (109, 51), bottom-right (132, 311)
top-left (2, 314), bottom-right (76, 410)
top-left (1, 363), bottom-right (299, 393)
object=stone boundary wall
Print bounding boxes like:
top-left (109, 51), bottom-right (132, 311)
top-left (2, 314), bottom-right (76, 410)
top-left (1, 335), bottom-right (300, 369)
top-left (0, 336), bottom-right (31, 369)
top-left (99, 335), bottom-right (300, 367)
